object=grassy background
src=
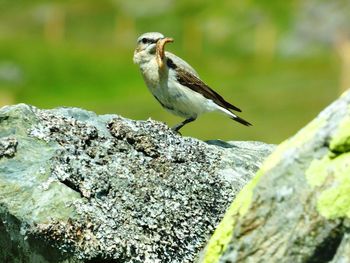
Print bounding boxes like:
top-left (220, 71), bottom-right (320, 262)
top-left (0, 0), bottom-right (346, 143)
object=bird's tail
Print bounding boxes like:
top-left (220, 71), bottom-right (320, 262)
top-left (230, 115), bottom-right (252, 126)
top-left (218, 106), bottom-right (252, 126)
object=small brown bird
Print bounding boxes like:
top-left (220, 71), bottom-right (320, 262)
top-left (133, 32), bottom-right (252, 132)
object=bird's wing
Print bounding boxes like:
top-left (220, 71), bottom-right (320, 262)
top-left (165, 51), bottom-right (199, 77)
top-left (172, 64), bottom-right (242, 113)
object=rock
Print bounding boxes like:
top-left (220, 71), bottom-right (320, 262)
top-left (0, 104), bottom-right (273, 263)
top-left (201, 91), bottom-right (350, 263)
top-left (0, 136), bottom-right (17, 158)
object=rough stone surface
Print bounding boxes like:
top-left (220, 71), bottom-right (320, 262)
top-left (201, 91), bottom-right (350, 263)
top-left (0, 104), bottom-right (274, 263)
top-left (0, 136), bottom-right (17, 158)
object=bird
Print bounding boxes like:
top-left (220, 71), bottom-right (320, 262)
top-left (133, 32), bottom-right (252, 133)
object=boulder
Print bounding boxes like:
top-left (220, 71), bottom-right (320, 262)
top-left (0, 104), bottom-right (273, 263)
top-left (201, 91), bottom-right (350, 263)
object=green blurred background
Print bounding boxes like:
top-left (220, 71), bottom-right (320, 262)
top-left (1, 0), bottom-right (349, 143)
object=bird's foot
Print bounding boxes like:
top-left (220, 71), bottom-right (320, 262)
top-left (170, 117), bottom-right (196, 136)
top-left (171, 126), bottom-right (182, 136)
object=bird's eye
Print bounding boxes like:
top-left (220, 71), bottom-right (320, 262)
top-left (141, 38), bottom-right (148, 44)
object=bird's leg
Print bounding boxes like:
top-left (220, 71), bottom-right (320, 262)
top-left (171, 117), bottom-right (197, 133)
top-left (156, 37), bottom-right (174, 69)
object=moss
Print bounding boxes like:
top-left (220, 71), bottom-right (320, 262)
top-left (329, 117), bottom-right (350, 154)
top-left (201, 117), bottom-right (325, 262)
top-left (306, 153), bottom-right (350, 219)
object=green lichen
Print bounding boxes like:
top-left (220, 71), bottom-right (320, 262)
top-left (201, 118), bottom-right (325, 263)
top-left (201, 170), bottom-right (264, 263)
top-left (306, 153), bottom-right (350, 219)
top-left (262, 117), bottom-right (325, 173)
top-left (306, 157), bottom-right (330, 188)
top-left (329, 116), bottom-right (350, 154)
top-left (306, 111), bottom-right (350, 219)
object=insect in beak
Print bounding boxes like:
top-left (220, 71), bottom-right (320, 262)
top-left (156, 37), bottom-right (174, 68)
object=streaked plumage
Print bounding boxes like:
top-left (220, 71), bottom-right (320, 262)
top-left (133, 32), bottom-right (252, 132)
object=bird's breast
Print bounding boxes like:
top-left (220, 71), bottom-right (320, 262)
top-left (139, 59), bottom-right (161, 90)
top-left (139, 59), bottom-right (213, 118)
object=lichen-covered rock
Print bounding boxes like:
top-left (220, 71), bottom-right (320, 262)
top-left (201, 91), bottom-right (350, 263)
top-left (0, 104), bottom-right (273, 263)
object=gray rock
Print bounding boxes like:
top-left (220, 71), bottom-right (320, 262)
top-left (0, 104), bottom-right (274, 263)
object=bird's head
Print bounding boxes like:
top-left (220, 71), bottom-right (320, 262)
top-left (133, 32), bottom-right (173, 65)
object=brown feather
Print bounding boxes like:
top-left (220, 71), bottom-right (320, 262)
top-left (175, 67), bottom-right (242, 112)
